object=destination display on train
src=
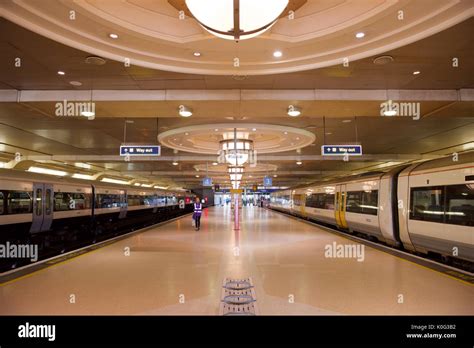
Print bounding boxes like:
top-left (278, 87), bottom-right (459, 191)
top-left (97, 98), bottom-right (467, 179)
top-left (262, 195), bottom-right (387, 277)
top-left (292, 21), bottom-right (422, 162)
top-left (120, 145), bottom-right (161, 156)
top-left (321, 145), bottom-right (362, 156)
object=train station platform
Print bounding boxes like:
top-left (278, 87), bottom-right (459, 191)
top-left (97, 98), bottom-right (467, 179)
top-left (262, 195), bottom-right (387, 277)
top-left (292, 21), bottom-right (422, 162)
top-left (1, 206), bottom-right (472, 316)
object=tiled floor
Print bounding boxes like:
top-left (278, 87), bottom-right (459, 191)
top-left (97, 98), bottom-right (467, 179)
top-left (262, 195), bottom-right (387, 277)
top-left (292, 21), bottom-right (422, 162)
top-left (1, 206), bottom-right (473, 315)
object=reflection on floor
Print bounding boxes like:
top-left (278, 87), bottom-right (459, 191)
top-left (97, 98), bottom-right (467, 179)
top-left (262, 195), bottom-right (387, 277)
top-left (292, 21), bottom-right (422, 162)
top-left (1, 206), bottom-right (473, 315)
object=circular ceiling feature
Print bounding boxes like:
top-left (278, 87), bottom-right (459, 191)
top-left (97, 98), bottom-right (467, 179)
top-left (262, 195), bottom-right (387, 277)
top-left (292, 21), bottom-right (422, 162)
top-left (194, 162), bottom-right (277, 173)
top-left (185, 0), bottom-right (289, 41)
top-left (3, 0), bottom-right (471, 75)
top-left (158, 123), bottom-right (315, 155)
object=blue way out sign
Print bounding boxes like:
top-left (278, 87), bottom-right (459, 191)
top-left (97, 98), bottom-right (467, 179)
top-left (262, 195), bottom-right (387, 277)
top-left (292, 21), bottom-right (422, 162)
top-left (120, 145), bottom-right (161, 156)
top-left (322, 145), bottom-right (362, 156)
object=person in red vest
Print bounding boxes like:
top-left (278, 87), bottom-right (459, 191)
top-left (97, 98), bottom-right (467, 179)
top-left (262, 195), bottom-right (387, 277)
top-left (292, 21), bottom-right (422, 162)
top-left (193, 197), bottom-right (202, 231)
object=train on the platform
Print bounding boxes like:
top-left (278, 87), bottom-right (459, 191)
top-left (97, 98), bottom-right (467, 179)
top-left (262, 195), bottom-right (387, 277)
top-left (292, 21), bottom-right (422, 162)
top-left (269, 152), bottom-right (474, 271)
top-left (0, 169), bottom-right (196, 272)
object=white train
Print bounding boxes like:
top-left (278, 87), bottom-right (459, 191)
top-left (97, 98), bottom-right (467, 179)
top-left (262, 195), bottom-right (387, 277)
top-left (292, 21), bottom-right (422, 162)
top-left (269, 152), bottom-right (474, 270)
top-left (0, 169), bottom-right (196, 273)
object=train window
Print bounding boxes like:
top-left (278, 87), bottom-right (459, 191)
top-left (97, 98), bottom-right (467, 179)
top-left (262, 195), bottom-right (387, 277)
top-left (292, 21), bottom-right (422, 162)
top-left (0, 192), bottom-right (4, 214)
top-left (361, 190), bottom-right (378, 215)
top-left (35, 188), bottom-right (42, 216)
top-left (410, 186), bottom-right (445, 223)
top-left (345, 190), bottom-right (378, 215)
top-left (445, 184), bottom-right (474, 226)
top-left (346, 191), bottom-right (362, 214)
top-left (54, 192), bottom-right (90, 211)
top-left (324, 193), bottom-right (335, 210)
top-left (6, 191), bottom-right (32, 214)
top-left (96, 194), bottom-right (123, 208)
top-left (45, 189), bottom-right (52, 215)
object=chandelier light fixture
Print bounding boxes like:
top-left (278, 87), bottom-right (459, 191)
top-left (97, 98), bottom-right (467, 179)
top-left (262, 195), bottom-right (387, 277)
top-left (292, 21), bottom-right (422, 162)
top-left (218, 129), bottom-right (257, 167)
top-left (185, 0), bottom-right (289, 41)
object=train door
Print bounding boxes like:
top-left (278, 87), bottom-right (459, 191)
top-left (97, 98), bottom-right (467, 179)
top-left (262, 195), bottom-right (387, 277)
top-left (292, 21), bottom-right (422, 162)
top-left (335, 185), bottom-right (348, 229)
top-left (30, 183), bottom-right (54, 233)
top-left (119, 190), bottom-right (127, 219)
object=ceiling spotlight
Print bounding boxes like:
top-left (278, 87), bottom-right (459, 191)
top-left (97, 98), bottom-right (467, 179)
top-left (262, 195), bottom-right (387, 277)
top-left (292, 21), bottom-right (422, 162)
top-left (212, 162), bottom-right (218, 166)
top-left (193, 52), bottom-right (201, 57)
top-left (296, 161), bottom-right (302, 165)
top-left (69, 81), bottom-right (82, 86)
top-left (383, 110), bottom-right (397, 116)
top-left (108, 33), bottom-right (119, 39)
top-left (80, 111), bottom-right (95, 118)
top-left (355, 32), bottom-right (365, 38)
top-left (273, 50), bottom-right (283, 58)
top-left (178, 105), bottom-right (193, 117)
top-left (57, 71), bottom-right (65, 75)
top-left (214, 128), bottom-right (219, 131)
top-left (252, 128), bottom-right (257, 131)
top-left (413, 71), bottom-right (421, 75)
top-left (273, 174), bottom-right (278, 178)
top-left (195, 175), bottom-right (200, 178)
top-left (172, 161), bottom-right (179, 166)
top-left (287, 105), bottom-right (301, 117)
top-left (342, 119), bottom-right (352, 123)
top-left (284, 131), bottom-right (288, 135)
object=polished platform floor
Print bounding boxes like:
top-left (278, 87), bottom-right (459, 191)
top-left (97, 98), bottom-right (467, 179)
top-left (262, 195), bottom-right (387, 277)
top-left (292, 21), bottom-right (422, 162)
top-left (1, 206), bottom-right (473, 315)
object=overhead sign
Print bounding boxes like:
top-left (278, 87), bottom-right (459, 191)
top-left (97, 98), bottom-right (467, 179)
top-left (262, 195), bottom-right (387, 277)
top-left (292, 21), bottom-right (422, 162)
top-left (263, 176), bottom-right (272, 187)
top-left (120, 145), bottom-right (161, 156)
top-left (321, 145), bottom-right (362, 156)
top-left (202, 177), bottom-right (212, 186)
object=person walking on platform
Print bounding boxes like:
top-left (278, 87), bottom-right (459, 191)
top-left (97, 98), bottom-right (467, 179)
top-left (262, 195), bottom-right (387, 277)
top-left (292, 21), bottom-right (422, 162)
top-left (193, 197), bottom-right (203, 231)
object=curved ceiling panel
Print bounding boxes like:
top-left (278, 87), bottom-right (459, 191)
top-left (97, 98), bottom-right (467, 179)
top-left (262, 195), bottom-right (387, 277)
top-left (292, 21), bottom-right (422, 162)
top-left (0, 0), bottom-right (472, 75)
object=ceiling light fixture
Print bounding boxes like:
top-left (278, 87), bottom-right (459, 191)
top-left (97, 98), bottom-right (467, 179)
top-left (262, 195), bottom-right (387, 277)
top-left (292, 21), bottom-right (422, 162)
top-left (178, 105), bottom-right (193, 117)
top-left (273, 50), bottom-right (283, 58)
top-left (28, 166), bottom-right (67, 176)
top-left (287, 105), bottom-right (301, 117)
top-left (296, 161), bottom-right (302, 165)
top-left (101, 177), bottom-right (129, 185)
top-left (172, 161), bottom-right (179, 166)
top-left (72, 173), bottom-right (94, 180)
top-left (212, 162), bottom-right (218, 166)
top-left (185, 0), bottom-right (289, 41)
top-left (109, 33), bottom-right (119, 39)
top-left (193, 52), bottom-right (201, 57)
top-left (413, 71), bottom-right (421, 75)
top-left (355, 32), bottom-right (365, 38)
top-left (57, 71), bottom-right (65, 75)
top-left (342, 119), bottom-right (352, 123)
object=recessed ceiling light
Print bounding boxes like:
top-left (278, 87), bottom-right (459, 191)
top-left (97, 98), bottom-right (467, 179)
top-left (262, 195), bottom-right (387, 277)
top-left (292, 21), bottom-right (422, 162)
top-left (296, 161), bottom-right (302, 165)
top-left (193, 52), bottom-right (201, 57)
top-left (195, 175), bottom-right (200, 178)
top-left (342, 119), bottom-right (352, 123)
top-left (287, 106), bottom-right (301, 117)
top-left (69, 81), bottom-right (82, 86)
top-left (212, 162), bottom-right (218, 166)
top-left (185, 132), bottom-right (189, 136)
top-left (109, 33), bottom-right (119, 39)
top-left (273, 174), bottom-right (278, 178)
top-left (178, 105), bottom-right (192, 117)
top-left (383, 110), bottom-right (397, 116)
top-left (252, 128), bottom-right (257, 131)
top-left (80, 111), bottom-right (95, 118)
top-left (57, 71), bottom-right (65, 75)
top-left (273, 50), bottom-right (283, 58)
top-left (172, 161), bottom-right (179, 166)
top-left (214, 128), bottom-right (219, 131)
top-left (355, 32), bottom-right (365, 39)
top-left (413, 71), bottom-right (421, 75)
top-left (284, 131), bottom-right (288, 135)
